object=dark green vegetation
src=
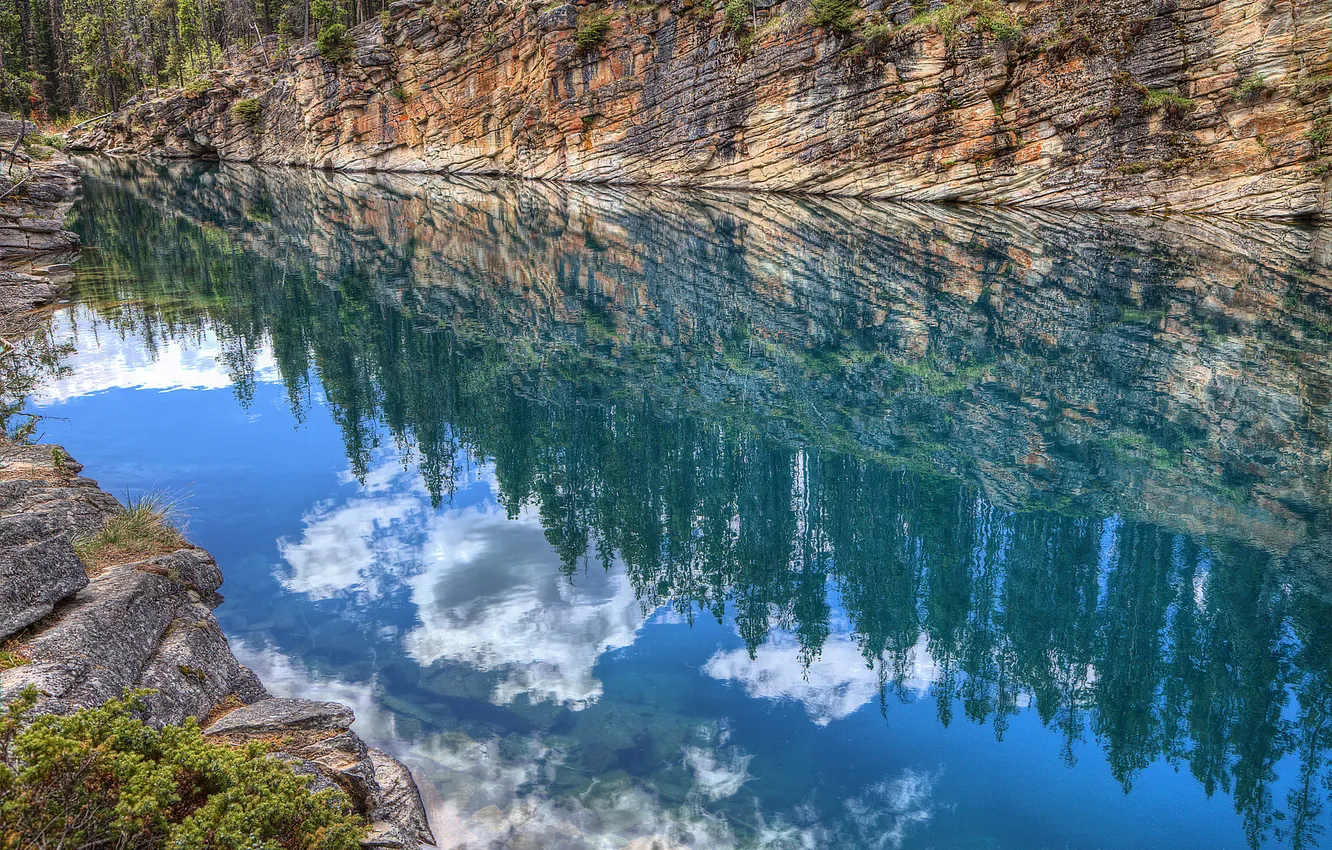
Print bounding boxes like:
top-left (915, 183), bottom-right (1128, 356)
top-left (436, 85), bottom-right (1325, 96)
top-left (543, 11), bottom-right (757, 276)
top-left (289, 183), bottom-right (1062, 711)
top-left (0, 0), bottom-right (392, 119)
top-left (316, 23), bottom-right (353, 63)
top-left (0, 304), bottom-right (72, 443)
top-left (231, 97), bottom-right (263, 126)
top-left (574, 10), bottom-right (614, 52)
top-left (0, 687), bottom-right (365, 849)
top-left (56, 158), bottom-right (1332, 848)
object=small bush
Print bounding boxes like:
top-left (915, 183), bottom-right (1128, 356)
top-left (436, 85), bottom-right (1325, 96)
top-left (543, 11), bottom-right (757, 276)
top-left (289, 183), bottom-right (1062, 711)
top-left (806, 0), bottom-right (858, 33)
top-left (1143, 88), bottom-right (1197, 118)
top-left (73, 493), bottom-right (187, 572)
top-left (574, 10), bottom-right (614, 52)
top-left (183, 77), bottom-right (211, 98)
top-left (1310, 119), bottom-right (1332, 149)
top-left (1236, 73), bottom-right (1267, 101)
top-left (0, 687), bottom-right (366, 850)
top-left (903, 0), bottom-right (1020, 46)
top-left (390, 83), bottom-right (412, 103)
top-left (723, 0), bottom-right (752, 33)
top-left (318, 22), bottom-right (354, 62)
top-left (26, 133), bottom-right (67, 151)
top-left (858, 17), bottom-right (896, 50)
top-left (378, 8), bottom-right (392, 26)
top-left (231, 97), bottom-right (262, 127)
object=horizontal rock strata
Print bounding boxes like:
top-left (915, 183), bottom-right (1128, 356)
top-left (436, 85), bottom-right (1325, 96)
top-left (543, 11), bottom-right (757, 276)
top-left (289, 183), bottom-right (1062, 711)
top-left (0, 442), bottom-right (436, 850)
top-left (0, 117), bottom-right (81, 258)
top-left (70, 0), bottom-right (1332, 216)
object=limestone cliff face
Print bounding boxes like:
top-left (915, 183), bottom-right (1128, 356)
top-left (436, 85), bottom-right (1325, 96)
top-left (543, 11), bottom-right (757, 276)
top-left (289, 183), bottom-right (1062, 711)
top-left (70, 0), bottom-right (1332, 216)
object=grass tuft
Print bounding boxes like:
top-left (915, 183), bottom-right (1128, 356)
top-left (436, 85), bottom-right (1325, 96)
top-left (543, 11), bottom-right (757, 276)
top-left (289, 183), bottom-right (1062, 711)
top-left (0, 642), bottom-right (30, 670)
top-left (1143, 89), bottom-right (1197, 118)
top-left (73, 493), bottom-right (188, 573)
top-left (806, 0), bottom-right (858, 33)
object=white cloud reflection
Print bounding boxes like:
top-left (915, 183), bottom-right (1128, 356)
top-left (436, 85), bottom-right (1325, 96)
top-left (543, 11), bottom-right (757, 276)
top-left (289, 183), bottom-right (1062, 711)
top-left (233, 641), bottom-right (836, 850)
top-left (242, 451), bottom-right (943, 850)
top-left (35, 306), bottom-right (282, 402)
top-left (704, 631), bottom-right (939, 726)
top-left (275, 450), bottom-right (649, 710)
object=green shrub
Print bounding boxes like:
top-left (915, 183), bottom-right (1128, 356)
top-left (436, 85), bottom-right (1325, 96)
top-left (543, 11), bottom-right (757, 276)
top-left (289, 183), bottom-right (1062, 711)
top-left (575, 10), bottom-right (614, 52)
top-left (0, 687), bottom-right (366, 850)
top-left (903, 0), bottom-right (1020, 46)
top-left (231, 97), bottom-right (262, 127)
top-left (1310, 119), bottom-right (1332, 149)
top-left (183, 77), bottom-right (211, 98)
top-left (806, 0), bottom-right (858, 33)
top-left (390, 83), bottom-right (412, 103)
top-left (1235, 73), bottom-right (1267, 101)
top-left (378, 8), bottom-right (392, 26)
top-left (723, 0), bottom-right (752, 33)
top-left (317, 22), bottom-right (354, 62)
top-left (1143, 88), bottom-right (1197, 118)
top-left (858, 17), bottom-right (896, 49)
top-left (22, 132), bottom-right (67, 151)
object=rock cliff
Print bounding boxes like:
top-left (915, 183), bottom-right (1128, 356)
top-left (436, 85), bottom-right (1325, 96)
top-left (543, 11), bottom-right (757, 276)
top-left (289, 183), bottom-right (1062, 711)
top-left (0, 442), bottom-right (436, 850)
top-left (70, 0), bottom-right (1332, 216)
top-left (0, 117), bottom-right (81, 259)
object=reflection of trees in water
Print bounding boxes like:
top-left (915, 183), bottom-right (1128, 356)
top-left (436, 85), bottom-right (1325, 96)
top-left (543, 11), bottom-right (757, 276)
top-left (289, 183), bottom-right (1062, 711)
top-left (0, 300), bottom-right (73, 442)
top-left (66, 164), bottom-right (1332, 847)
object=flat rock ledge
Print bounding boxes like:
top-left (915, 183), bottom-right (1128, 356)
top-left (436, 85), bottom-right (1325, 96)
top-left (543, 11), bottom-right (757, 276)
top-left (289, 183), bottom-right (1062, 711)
top-left (0, 442), bottom-right (436, 850)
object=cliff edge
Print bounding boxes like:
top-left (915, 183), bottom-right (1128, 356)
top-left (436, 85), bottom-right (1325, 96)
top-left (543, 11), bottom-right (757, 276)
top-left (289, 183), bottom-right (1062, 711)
top-left (69, 0), bottom-right (1332, 217)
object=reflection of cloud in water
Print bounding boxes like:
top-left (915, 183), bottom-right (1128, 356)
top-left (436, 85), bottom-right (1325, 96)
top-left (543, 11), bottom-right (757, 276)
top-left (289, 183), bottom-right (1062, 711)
top-left (275, 450), bottom-right (649, 709)
top-left (36, 306), bottom-right (282, 401)
top-left (685, 721), bottom-right (752, 801)
top-left (703, 632), bottom-right (939, 726)
top-left (231, 643), bottom-right (833, 850)
top-left (843, 769), bottom-right (940, 850)
top-left (404, 504), bottom-right (646, 708)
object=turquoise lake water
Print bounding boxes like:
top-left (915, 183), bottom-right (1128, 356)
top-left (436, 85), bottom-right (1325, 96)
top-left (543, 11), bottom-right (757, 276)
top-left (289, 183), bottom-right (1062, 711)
top-left (24, 156), bottom-right (1332, 848)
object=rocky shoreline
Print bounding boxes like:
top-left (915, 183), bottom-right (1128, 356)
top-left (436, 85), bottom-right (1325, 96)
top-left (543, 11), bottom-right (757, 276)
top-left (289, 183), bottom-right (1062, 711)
top-left (0, 116), bottom-right (81, 261)
top-left (0, 444), bottom-right (436, 848)
top-left (0, 116), bottom-right (437, 849)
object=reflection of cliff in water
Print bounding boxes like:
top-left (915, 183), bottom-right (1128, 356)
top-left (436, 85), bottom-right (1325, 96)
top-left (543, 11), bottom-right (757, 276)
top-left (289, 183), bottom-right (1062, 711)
top-left (73, 156), bottom-right (1332, 554)
top-left (65, 156), bottom-right (1332, 847)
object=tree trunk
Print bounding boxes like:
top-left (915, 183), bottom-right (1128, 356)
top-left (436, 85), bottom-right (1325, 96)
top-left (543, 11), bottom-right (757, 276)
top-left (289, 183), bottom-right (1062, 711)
top-left (47, 0), bottom-right (73, 113)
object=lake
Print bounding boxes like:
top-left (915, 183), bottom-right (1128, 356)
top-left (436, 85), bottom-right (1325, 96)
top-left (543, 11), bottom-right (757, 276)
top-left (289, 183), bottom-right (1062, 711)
top-left (26, 155), bottom-right (1332, 849)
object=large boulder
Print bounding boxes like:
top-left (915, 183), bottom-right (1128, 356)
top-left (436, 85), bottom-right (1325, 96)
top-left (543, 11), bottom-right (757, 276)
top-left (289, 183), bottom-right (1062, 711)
top-left (0, 513), bottom-right (87, 640)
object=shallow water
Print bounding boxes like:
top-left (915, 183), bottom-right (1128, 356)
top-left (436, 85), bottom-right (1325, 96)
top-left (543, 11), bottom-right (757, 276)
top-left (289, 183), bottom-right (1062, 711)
top-left (26, 156), bottom-right (1332, 849)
